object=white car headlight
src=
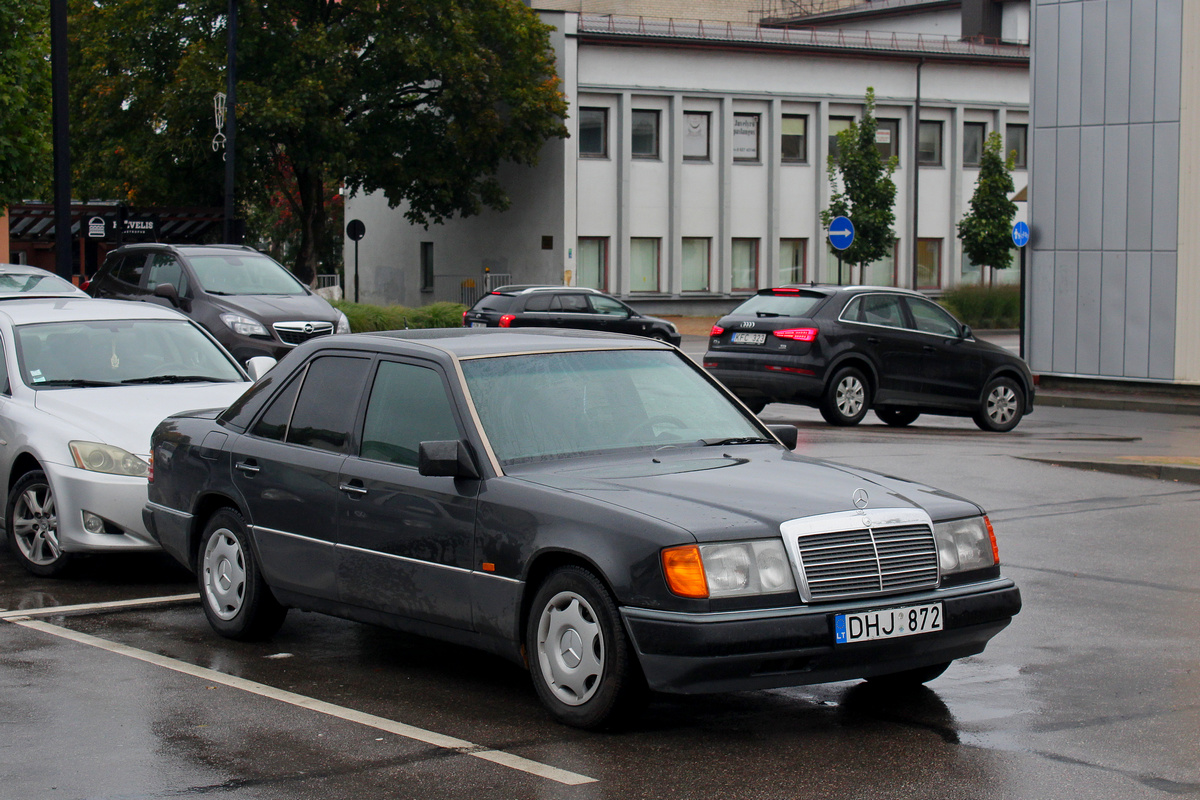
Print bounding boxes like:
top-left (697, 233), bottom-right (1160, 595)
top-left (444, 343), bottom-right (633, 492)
top-left (335, 311), bottom-right (351, 335)
top-left (663, 539), bottom-right (797, 598)
top-left (933, 516), bottom-right (997, 574)
top-left (69, 441), bottom-right (150, 478)
top-left (220, 313), bottom-right (270, 338)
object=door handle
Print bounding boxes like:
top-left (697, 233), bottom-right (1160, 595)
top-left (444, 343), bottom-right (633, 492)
top-left (923, 345), bottom-right (937, 353)
top-left (867, 337), bottom-right (881, 344)
top-left (234, 460), bottom-right (260, 475)
top-left (339, 481), bottom-right (368, 497)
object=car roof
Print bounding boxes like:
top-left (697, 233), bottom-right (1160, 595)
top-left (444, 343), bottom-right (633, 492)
top-left (304, 327), bottom-right (669, 360)
top-left (491, 285), bottom-right (603, 296)
top-left (108, 243), bottom-right (262, 256)
top-left (0, 263), bottom-right (89, 299)
top-left (0, 296), bottom-right (190, 326)
top-left (769, 284), bottom-right (928, 299)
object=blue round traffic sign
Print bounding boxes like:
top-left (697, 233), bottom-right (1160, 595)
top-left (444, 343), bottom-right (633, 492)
top-left (1012, 221), bottom-right (1030, 248)
top-left (828, 216), bottom-right (855, 251)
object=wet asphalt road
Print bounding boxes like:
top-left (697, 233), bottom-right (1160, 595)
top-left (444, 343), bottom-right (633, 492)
top-left (2, 401), bottom-right (1199, 800)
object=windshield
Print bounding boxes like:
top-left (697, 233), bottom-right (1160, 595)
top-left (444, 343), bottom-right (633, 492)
top-left (188, 253), bottom-right (307, 296)
top-left (731, 292), bottom-right (825, 318)
top-left (462, 349), bottom-right (765, 464)
top-left (16, 319), bottom-right (246, 388)
top-left (0, 271), bottom-right (80, 296)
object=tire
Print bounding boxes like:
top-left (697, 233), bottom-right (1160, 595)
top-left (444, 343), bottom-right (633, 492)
top-left (526, 566), bottom-right (644, 730)
top-left (820, 366), bottom-right (870, 426)
top-left (6, 470), bottom-right (71, 577)
top-left (875, 407), bottom-right (920, 427)
top-left (974, 377), bottom-right (1025, 432)
top-left (197, 508), bottom-right (286, 640)
top-left (865, 661), bottom-right (951, 688)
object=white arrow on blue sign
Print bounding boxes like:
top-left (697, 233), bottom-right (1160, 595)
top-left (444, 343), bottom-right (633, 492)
top-left (1012, 221), bottom-right (1030, 248)
top-left (828, 216), bottom-right (855, 250)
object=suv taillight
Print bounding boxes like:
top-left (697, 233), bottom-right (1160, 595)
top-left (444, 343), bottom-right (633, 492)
top-left (499, 314), bottom-right (516, 327)
top-left (710, 325), bottom-right (725, 336)
top-left (772, 327), bottom-right (819, 342)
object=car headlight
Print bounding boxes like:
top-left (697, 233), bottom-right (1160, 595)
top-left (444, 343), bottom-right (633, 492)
top-left (69, 441), bottom-right (150, 478)
top-left (933, 515), bottom-right (998, 575)
top-left (335, 310), bottom-right (351, 334)
top-left (662, 539), bottom-right (797, 599)
top-left (219, 313), bottom-right (270, 338)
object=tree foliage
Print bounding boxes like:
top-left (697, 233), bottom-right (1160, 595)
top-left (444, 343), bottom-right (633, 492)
top-left (0, 0), bottom-right (52, 210)
top-left (820, 88), bottom-right (897, 272)
top-left (69, 0), bottom-right (569, 282)
top-left (957, 131), bottom-right (1017, 271)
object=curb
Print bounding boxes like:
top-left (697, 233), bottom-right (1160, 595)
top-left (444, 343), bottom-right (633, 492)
top-left (1034, 392), bottom-right (1200, 416)
top-left (1018, 455), bottom-right (1200, 485)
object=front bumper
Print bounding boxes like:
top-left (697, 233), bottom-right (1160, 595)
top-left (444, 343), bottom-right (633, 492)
top-left (42, 461), bottom-right (159, 553)
top-left (621, 579), bottom-right (1020, 694)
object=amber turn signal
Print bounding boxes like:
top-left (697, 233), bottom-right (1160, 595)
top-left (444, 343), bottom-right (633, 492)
top-left (662, 545), bottom-right (709, 598)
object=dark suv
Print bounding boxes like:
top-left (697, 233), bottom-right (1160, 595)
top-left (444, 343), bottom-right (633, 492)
top-left (88, 244), bottom-right (349, 362)
top-left (704, 285), bottom-right (1035, 431)
top-left (462, 285), bottom-right (681, 345)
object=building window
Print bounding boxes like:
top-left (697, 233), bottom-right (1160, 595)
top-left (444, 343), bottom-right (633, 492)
top-left (420, 242), bottom-right (434, 292)
top-left (731, 239), bottom-right (759, 291)
top-left (963, 122), bottom-right (987, 167)
top-left (876, 118), bottom-right (900, 161)
top-left (916, 238), bottom-right (941, 289)
top-left (630, 237), bottom-right (661, 291)
top-left (577, 237), bottom-right (608, 290)
top-left (1006, 123), bottom-right (1028, 168)
top-left (681, 238), bottom-right (710, 291)
top-left (733, 113), bottom-right (760, 162)
top-left (632, 110), bottom-right (660, 159)
top-left (863, 243), bottom-right (897, 287)
top-left (828, 116), bottom-right (854, 161)
top-left (683, 112), bottom-right (710, 161)
top-left (780, 238), bottom-right (807, 283)
top-left (579, 108), bottom-right (607, 158)
top-left (781, 115), bottom-right (808, 163)
top-left (918, 121), bottom-right (943, 166)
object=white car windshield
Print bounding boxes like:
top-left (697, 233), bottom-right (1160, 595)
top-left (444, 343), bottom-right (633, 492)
top-left (188, 254), bottom-right (308, 296)
top-left (0, 272), bottom-right (80, 296)
top-left (16, 319), bottom-right (245, 388)
top-left (461, 349), bottom-right (766, 464)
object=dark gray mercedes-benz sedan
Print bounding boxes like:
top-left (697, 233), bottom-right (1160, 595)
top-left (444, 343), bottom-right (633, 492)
top-left (144, 328), bottom-right (1021, 729)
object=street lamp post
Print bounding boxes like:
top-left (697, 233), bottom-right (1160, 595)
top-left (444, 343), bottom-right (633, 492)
top-left (51, 0), bottom-right (72, 280)
top-left (222, 0), bottom-right (237, 243)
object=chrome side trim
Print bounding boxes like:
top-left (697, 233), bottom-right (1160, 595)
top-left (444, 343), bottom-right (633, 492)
top-left (335, 542), bottom-right (473, 575)
top-left (249, 525), bottom-right (336, 548)
top-left (146, 500), bottom-right (192, 520)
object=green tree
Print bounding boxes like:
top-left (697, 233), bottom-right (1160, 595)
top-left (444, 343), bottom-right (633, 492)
top-left (69, 0), bottom-right (569, 282)
top-left (0, 0), bottom-right (52, 210)
top-left (820, 87), bottom-right (897, 275)
top-left (957, 131), bottom-right (1018, 275)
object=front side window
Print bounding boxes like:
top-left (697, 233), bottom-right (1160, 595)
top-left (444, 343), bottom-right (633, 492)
top-left (780, 239), bottom-right (807, 284)
top-left (682, 237), bottom-right (710, 292)
top-left (781, 115), bottom-right (807, 163)
top-left (731, 239), bottom-right (759, 291)
top-left (147, 254), bottom-right (188, 295)
top-left (918, 121), bottom-right (943, 166)
top-left (906, 296), bottom-right (962, 337)
top-left (683, 112), bottom-right (710, 161)
top-left (632, 110), bottom-right (660, 159)
top-left (733, 113), bottom-right (760, 162)
top-left (188, 253), bottom-right (307, 296)
top-left (579, 107), bottom-right (608, 157)
top-left (577, 237), bottom-right (608, 290)
top-left (590, 295), bottom-right (630, 316)
top-left (630, 238), bottom-right (660, 292)
top-left (360, 361), bottom-right (459, 467)
top-left (1006, 123), bottom-right (1028, 168)
top-left (552, 293), bottom-right (589, 313)
top-left (963, 122), bottom-right (987, 167)
top-left (284, 356), bottom-right (372, 452)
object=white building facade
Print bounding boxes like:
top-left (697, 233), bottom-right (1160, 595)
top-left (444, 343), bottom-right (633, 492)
top-left (346, 8), bottom-right (1029, 315)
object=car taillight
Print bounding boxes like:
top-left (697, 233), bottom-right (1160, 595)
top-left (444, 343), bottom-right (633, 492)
top-left (462, 310), bottom-right (469, 326)
top-left (771, 287), bottom-right (800, 293)
top-left (80, 279), bottom-right (91, 292)
top-left (710, 325), bottom-right (725, 336)
top-left (773, 327), bottom-right (819, 342)
top-left (147, 454), bottom-right (153, 484)
top-left (499, 314), bottom-right (516, 327)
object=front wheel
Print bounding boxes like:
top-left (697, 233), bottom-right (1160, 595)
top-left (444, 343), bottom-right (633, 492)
top-left (197, 508), bottom-right (286, 640)
top-left (526, 566), bottom-right (643, 729)
top-left (6, 470), bottom-right (71, 577)
top-left (820, 366), bottom-right (870, 426)
top-left (974, 377), bottom-right (1025, 432)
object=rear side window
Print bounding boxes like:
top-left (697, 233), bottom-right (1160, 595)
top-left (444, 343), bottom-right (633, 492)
top-left (729, 291), bottom-right (824, 318)
top-left (250, 355), bottom-right (371, 451)
top-left (472, 294), bottom-right (516, 313)
top-left (844, 294), bottom-right (906, 328)
top-left (112, 253), bottom-right (149, 287)
top-left (552, 294), bottom-right (590, 312)
top-left (523, 293), bottom-right (553, 312)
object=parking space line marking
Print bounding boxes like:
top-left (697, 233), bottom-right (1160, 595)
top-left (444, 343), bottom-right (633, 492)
top-left (6, 617), bottom-right (597, 786)
top-left (0, 593), bottom-right (201, 619)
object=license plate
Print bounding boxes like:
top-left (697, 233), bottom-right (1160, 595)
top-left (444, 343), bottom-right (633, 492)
top-left (731, 332), bottom-right (767, 345)
top-left (834, 602), bottom-right (943, 644)
top-left (470, 322), bottom-right (488, 328)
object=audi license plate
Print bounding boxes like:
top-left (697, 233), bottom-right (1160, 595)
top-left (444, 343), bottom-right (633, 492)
top-left (470, 322), bottom-right (488, 328)
top-left (731, 332), bottom-right (767, 345)
top-left (834, 602), bottom-right (943, 644)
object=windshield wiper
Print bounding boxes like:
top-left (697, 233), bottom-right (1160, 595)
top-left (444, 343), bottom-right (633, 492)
top-left (122, 375), bottom-right (235, 384)
top-left (699, 436), bottom-right (776, 446)
top-left (34, 379), bottom-right (122, 388)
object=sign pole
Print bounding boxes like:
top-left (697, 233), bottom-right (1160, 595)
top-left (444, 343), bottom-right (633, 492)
top-left (1011, 221), bottom-right (1030, 361)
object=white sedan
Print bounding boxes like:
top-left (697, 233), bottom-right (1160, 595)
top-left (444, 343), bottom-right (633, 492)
top-left (0, 272), bottom-right (267, 576)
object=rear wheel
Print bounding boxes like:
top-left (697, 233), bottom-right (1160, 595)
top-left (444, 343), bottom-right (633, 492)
top-left (820, 366), bottom-right (870, 426)
top-left (6, 470), bottom-right (71, 577)
top-left (974, 377), bottom-right (1025, 432)
top-left (197, 508), bottom-right (286, 640)
top-left (526, 566), bottom-right (644, 729)
top-left (875, 407), bottom-right (920, 427)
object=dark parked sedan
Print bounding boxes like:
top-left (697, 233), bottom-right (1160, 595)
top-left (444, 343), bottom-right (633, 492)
top-left (144, 329), bottom-right (1020, 729)
top-left (463, 285), bottom-right (682, 345)
top-left (704, 285), bottom-right (1035, 431)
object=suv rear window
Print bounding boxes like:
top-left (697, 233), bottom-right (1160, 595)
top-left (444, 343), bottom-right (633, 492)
top-left (729, 291), bottom-right (825, 318)
top-left (472, 294), bottom-right (517, 313)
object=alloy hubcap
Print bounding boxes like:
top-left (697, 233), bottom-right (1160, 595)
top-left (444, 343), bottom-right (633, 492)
top-left (202, 529), bottom-right (247, 621)
top-left (537, 591), bottom-right (605, 706)
top-left (12, 484), bottom-right (61, 566)
top-left (837, 378), bottom-right (865, 417)
top-left (988, 387), bottom-right (1018, 423)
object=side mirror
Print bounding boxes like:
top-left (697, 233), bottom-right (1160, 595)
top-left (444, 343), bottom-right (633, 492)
top-left (244, 356), bottom-right (277, 381)
top-left (959, 323), bottom-right (973, 340)
top-left (767, 424), bottom-right (799, 451)
top-left (419, 440), bottom-right (480, 479)
top-left (153, 283), bottom-right (181, 307)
